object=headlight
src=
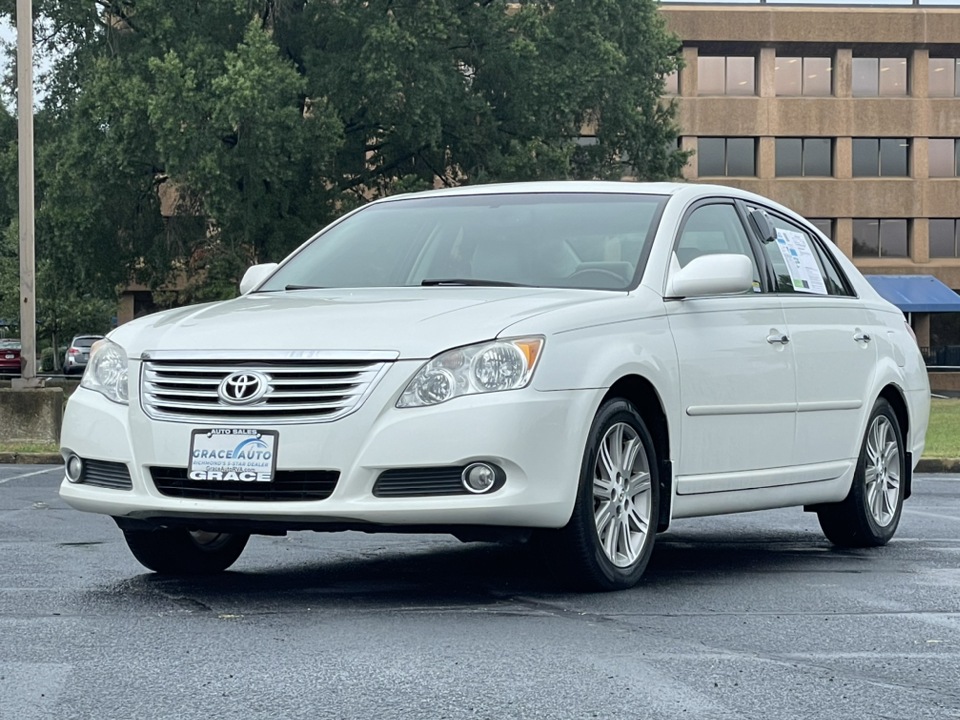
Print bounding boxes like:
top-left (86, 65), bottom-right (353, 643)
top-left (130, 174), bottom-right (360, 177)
top-left (398, 337), bottom-right (544, 408)
top-left (80, 338), bottom-right (129, 404)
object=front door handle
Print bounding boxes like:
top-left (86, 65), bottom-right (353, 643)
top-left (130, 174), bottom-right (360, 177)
top-left (767, 333), bottom-right (790, 345)
top-left (854, 332), bottom-right (872, 343)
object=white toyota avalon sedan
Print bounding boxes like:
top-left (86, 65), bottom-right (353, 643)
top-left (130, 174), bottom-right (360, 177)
top-left (59, 181), bottom-right (930, 591)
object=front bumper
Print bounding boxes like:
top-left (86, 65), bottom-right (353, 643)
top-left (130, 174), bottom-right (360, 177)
top-left (59, 361), bottom-right (598, 530)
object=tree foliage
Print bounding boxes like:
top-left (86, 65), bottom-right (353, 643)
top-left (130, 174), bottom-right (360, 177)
top-left (0, 0), bottom-right (687, 313)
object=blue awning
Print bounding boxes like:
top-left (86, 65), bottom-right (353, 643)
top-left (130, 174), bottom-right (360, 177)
top-left (865, 275), bottom-right (960, 313)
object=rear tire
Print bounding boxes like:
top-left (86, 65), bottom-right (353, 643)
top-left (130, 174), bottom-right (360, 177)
top-left (122, 527), bottom-right (249, 575)
top-left (549, 398), bottom-right (660, 591)
top-left (817, 398), bottom-right (905, 548)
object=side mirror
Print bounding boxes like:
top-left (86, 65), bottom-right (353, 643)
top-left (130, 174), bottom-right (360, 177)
top-left (239, 263), bottom-right (279, 295)
top-left (667, 254), bottom-right (754, 298)
top-left (748, 208), bottom-right (777, 244)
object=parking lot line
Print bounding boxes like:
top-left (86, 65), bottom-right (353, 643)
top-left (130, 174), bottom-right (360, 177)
top-left (0, 467), bottom-right (62, 485)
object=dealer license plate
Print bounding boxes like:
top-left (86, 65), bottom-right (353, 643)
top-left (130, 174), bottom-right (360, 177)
top-left (188, 429), bottom-right (278, 483)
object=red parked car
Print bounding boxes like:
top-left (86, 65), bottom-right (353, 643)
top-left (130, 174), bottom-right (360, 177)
top-left (0, 339), bottom-right (21, 375)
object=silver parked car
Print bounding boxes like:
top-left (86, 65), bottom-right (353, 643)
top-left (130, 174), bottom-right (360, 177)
top-left (64, 335), bottom-right (104, 376)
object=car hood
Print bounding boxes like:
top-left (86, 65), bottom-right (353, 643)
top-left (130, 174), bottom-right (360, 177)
top-left (110, 287), bottom-right (618, 359)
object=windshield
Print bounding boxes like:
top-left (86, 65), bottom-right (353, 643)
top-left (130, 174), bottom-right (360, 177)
top-left (259, 192), bottom-right (667, 292)
top-left (73, 337), bottom-right (101, 348)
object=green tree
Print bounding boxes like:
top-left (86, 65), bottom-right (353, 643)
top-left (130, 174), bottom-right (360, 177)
top-left (1, 0), bottom-right (688, 306)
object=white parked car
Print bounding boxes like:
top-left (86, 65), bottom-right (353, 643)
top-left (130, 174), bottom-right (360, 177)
top-left (59, 182), bottom-right (930, 590)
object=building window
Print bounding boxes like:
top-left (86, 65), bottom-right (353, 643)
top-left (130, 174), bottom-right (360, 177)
top-left (697, 56), bottom-right (755, 96)
top-left (929, 58), bottom-right (960, 98)
top-left (853, 57), bottom-right (908, 97)
top-left (929, 139), bottom-right (960, 178)
top-left (930, 219), bottom-right (960, 258)
top-left (852, 219), bottom-right (909, 258)
top-left (664, 70), bottom-right (679, 96)
top-left (852, 138), bottom-right (909, 177)
top-left (775, 138), bottom-right (832, 177)
top-left (697, 138), bottom-right (756, 177)
top-left (775, 57), bottom-right (832, 96)
top-left (807, 219), bottom-right (834, 240)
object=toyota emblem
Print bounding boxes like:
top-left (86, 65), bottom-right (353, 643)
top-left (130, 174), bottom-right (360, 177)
top-left (218, 371), bottom-right (269, 405)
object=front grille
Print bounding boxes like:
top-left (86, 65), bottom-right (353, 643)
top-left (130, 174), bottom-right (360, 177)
top-left (140, 353), bottom-right (393, 424)
top-left (150, 466), bottom-right (340, 501)
top-left (373, 467), bottom-right (469, 497)
top-left (80, 459), bottom-right (133, 490)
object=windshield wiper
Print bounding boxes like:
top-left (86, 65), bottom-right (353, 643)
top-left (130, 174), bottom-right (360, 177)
top-left (285, 284), bottom-right (328, 291)
top-left (421, 278), bottom-right (527, 287)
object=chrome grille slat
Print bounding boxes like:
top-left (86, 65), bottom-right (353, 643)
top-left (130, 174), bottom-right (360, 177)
top-left (141, 356), bottom-right (392, 424)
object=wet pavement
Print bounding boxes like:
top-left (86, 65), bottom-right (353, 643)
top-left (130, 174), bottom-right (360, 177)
top-left (2, 465), bottom-right (959, 719)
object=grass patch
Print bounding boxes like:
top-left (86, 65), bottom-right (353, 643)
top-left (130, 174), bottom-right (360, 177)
top-left (923, 398), bottom-right (960, 458)
top-left (0, 442), bottom-right (60, 454)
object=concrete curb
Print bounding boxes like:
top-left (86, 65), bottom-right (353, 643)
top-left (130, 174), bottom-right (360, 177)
top-left (915, 458), bottom-right (960, 473)
top-left (0, 452), bottom-right (63, 465)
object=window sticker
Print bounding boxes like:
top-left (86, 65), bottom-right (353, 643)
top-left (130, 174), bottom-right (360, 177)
top-left (774, 229), bottom-right (828, 295)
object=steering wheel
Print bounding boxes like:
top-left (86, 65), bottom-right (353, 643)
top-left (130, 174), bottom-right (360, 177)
top-left (564, 267), bottom-right (629, 288)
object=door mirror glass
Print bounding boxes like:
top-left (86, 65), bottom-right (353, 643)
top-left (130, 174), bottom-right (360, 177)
top-left (668, 254), bottom-right (754, 298)
top-left (239, 263), bottom-right (279, 295)
top-left (748, 208), bottom-right (777, 244)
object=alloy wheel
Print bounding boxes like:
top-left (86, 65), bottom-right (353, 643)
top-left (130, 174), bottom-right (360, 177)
top-left (592, 422), bottom-right (653, 567)
top-left (864, 415), bottom-right (901, 528)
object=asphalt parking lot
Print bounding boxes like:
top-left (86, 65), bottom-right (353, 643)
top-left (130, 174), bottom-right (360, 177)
top-left (1, 465), bottom-right (959, 720)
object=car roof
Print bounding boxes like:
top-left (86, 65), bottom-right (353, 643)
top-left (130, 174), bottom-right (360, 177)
top-left (371, 181), bottom-right (807, 218)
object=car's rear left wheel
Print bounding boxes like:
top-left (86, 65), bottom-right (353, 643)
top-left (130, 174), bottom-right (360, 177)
top-left (121, 527), bottom-right (249, 575)
top-left (817, 397), bottom-right (905, 548)
top-left (550, 398), bottom-right (660, 591)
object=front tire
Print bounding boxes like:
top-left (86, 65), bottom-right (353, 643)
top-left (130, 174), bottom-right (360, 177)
top-left (122, 527), bottom-right (249, 575)
top-left (551, 398), bottom-right (660, 591)
top-left (817, 398), bottom-right (905, 548)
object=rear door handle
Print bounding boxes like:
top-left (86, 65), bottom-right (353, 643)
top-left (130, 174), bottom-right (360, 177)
top-left (767, 333), bottom-right (790, 345)
top-left (854, 332), bottom-right (872, 343)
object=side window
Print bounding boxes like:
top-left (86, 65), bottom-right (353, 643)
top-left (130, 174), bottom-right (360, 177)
top-left (675, 203), bottom-right (762, 291)
top-left (756, 211), bottom-right (852, 296)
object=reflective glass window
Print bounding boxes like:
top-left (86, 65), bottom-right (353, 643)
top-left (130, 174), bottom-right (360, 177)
top-left (726, 138), bottom-right (756, 176)
top-left (698, 57), bottom-right (725, 95)
top-left (879, 58), bottom-right (908, 96)
top-left (726, 57), bottom-right (756, 95)
top-left (929, 219), bottom-right (959, 258)
top-left (852, 219), bottom-right (880, 257)
top-left (803, 58), bottom-right (832, 96)
top-left (853, 58), bottom-right (879, 97)
top-left (804, 139), bottom-right (832, 176)
top-left (880, 219), bottom-right (909, 258)
top-left (929, 58), bottom-right (957, 97)
top-left (929, 139), bottom-right (957, 177)
top-left (775, 139), bottom-right (803, 176)
top-left (776, 57), bottom-right (802, 95)
top-left (697, 138), bottom-right (726, 176)
top-left (853, 139), bottom-right (879, 177)
top-left (676, 205), bottom-right (761, 291)
top-left (880, 138), bottom-right (909, 176)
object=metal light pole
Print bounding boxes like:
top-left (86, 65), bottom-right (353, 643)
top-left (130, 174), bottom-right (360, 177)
top-left (14, 0), bottom-right (42, 388)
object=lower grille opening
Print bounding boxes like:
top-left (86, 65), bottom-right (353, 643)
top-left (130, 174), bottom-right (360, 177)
top-left (150, 467), bottom-right (339, 501)
top-left (80, 459), bottom-right (133, 490)
top-left (373, 467), bottom-right (470, 498)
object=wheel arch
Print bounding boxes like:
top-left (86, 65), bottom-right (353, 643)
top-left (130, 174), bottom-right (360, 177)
top-left (877, 382), bottom-right (912, 500)
top-left (602, 375), bottom-right (673, 532)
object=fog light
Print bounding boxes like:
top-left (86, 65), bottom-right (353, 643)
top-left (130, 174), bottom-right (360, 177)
top-left (462, 462), bottom-right (498, 494)
top-left (65, 455), bottom-right (84, 483)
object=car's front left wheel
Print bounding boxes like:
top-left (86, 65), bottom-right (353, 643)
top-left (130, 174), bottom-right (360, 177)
top-left (551, 398), bottom-right (660, 591)
top-left (121, 527), bottom-right (249, 575)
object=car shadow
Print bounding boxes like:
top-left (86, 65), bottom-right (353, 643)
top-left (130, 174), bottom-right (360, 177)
top-left (88, 526), bottom-right (890, 612)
